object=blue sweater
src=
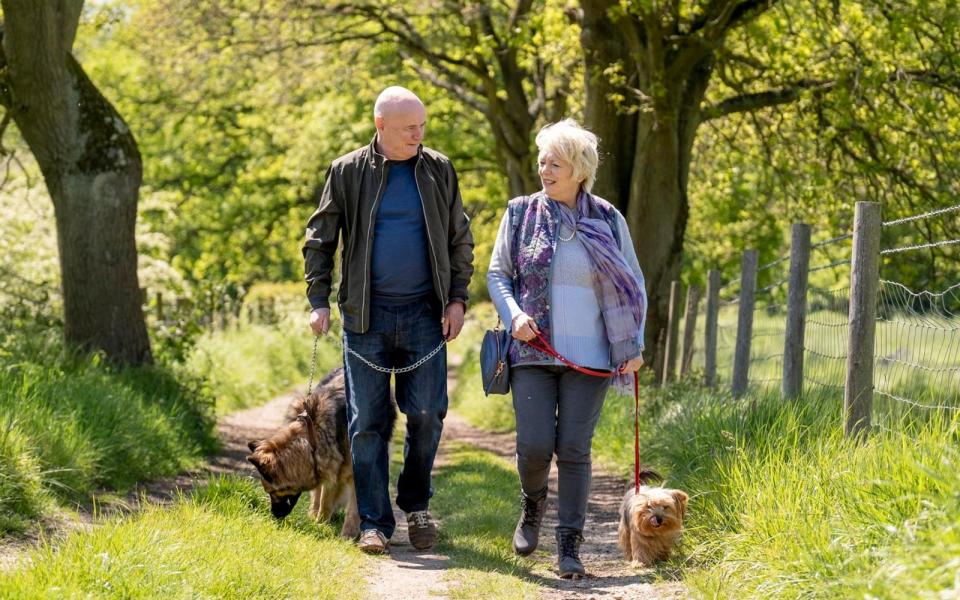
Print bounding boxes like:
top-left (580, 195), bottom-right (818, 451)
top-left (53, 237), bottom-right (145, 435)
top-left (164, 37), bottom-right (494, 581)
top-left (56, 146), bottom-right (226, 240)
top-left (371, 158), bottom-right (434, 303)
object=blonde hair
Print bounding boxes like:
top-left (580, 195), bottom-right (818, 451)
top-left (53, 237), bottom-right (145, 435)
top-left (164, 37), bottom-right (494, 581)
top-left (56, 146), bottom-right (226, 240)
top-left (535, 118), bottom-right (600, 192)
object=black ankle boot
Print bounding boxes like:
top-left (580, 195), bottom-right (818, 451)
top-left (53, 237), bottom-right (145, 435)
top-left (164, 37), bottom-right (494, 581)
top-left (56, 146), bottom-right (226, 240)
top-left (512, 491), bottom-right (546, 556)
top-left (556, 528), bottom-right (585, 579)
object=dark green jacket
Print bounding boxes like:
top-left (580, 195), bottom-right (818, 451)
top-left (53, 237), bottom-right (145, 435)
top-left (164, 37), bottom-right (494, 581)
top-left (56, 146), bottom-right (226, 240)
top-left (303, 138), bottom-right (475, 333)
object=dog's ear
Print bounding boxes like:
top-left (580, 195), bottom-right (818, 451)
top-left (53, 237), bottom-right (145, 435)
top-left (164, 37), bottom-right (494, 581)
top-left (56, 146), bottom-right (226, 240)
top-left (248, 440), bottom-right (260, 453)
top-left (672, 490), bottom-right (689, 520)
top-left (247, 455), bottom-right (275, 484)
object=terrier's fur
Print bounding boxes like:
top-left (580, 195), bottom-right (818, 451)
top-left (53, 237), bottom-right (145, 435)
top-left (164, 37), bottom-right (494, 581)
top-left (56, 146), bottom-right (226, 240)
top-left (617, 471), bottom-right (688, 566)
top-left (247, 368), bottom-right (392, 539)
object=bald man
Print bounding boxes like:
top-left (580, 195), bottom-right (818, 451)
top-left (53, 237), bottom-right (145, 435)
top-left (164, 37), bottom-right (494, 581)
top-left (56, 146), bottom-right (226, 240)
top-left (302, 86), bottom-right (474, 554)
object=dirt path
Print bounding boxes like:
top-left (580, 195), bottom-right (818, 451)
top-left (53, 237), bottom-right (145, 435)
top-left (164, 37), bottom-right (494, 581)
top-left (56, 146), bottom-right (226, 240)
top-left (441, 415), bottom-right (685, 600)
top-left (1, 379), bottom-right (686, 599)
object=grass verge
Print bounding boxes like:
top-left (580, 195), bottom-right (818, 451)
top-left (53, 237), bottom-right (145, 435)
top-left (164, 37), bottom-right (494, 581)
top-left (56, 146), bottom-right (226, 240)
top-left (0, 334), bottom-right (218, 535)
top-left (448, 303), bottom-right (516, 432)
top-left (594, 381), bottom-right (960, 598)
top-left (0, 476), bottom-right (366, 598)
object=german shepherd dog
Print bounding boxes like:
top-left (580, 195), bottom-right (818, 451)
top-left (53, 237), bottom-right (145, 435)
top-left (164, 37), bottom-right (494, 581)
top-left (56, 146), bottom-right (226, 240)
top-left (247, 368), bottom-right (391, 538)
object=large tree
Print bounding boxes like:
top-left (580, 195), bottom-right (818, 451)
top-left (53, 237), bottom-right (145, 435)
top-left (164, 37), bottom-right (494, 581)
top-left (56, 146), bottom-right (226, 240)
top-left (0, 1), bottom-right (151, 364)
top-left (578, 0), bottom-right (960, 359)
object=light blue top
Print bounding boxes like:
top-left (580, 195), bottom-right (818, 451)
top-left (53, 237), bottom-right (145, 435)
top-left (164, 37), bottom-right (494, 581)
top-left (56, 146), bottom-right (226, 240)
top-left (486, 202), bottom-right (647, 370)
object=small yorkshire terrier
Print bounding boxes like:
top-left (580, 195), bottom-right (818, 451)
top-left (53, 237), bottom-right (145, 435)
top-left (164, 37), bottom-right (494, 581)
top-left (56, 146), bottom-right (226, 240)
top-left (617, 471), bottom-right (688, 566)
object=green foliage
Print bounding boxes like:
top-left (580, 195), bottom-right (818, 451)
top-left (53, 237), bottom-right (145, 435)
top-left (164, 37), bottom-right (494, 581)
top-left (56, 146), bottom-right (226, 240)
top-left (77, 0), bottom-right (510, 298)
top-left (183, 313), bottom-right (340, 415)
top-left (0, 477), bottom-right (366, 598)
top-left (688, 0), bottom-right (960, 292)
top-left (0, 334), bottom-right (218, 534)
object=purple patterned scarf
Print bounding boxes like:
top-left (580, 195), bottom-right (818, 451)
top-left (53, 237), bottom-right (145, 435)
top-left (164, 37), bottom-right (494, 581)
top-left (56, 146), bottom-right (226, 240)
top-left (557, 190), bottom-right (646, 371)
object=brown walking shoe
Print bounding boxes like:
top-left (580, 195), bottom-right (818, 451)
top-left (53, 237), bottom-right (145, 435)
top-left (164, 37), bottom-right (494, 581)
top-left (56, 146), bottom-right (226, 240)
top-left (406, 510), bottom-right (437, 550)
top-left (357, 529), bottom-right (389, 554)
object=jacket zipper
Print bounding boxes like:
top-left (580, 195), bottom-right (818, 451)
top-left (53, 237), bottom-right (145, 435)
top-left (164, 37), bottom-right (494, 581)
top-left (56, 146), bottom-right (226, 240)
top-left (414, 156), bottom-right (446, 310)
top-left (362, 164), bottom-right (388, 331)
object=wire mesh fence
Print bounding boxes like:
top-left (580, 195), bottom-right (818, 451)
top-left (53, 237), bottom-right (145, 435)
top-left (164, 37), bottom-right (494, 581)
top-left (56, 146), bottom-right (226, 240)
top-left (663, 200), bottom-right (960, 434)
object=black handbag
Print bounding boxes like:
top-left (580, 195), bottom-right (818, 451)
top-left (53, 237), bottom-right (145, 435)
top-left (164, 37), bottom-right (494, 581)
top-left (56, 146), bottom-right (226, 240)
top-left (480, 317), bottom-right (512, 395)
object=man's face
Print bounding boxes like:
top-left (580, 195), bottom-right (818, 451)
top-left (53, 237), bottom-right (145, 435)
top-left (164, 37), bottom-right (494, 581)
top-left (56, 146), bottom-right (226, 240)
top-left (376, 103), bottom-right (426, 161)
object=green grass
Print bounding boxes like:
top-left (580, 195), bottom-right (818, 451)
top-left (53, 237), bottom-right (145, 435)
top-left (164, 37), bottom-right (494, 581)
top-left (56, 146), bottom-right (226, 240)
top-left (0, 335), bottom-right (218, 535)
top-left (594, 381), bottom-right (960, 598)
top-left (0, 476), bottom-right (366, 598)
top-left (184, 314), bottom-right (341, 414)
top-left (426, 443), bottom-right (540, 599)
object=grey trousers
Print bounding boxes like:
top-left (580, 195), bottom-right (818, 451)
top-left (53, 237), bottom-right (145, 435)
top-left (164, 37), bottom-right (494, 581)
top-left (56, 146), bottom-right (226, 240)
top-left (510, 365), bottom-right (612, 532)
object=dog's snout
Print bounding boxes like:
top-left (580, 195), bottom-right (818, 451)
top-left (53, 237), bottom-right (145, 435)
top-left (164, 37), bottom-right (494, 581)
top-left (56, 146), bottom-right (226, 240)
top-left (649, 514), bottom-right (663, 527)
top-left (270, 492), bottom-right (301, 519)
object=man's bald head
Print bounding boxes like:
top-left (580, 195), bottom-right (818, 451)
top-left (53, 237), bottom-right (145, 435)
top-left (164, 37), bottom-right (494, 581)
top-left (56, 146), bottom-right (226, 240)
top-left (374, 86), bottom-right (427, 161)
top-left (374, 86), bottom-right (424, 119)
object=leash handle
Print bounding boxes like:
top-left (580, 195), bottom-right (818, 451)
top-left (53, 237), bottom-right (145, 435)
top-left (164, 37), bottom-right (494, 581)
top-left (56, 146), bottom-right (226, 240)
top-left (521, 334), bottom-right (643, 492)
top-left (525, 334), bottom-right (618, 378)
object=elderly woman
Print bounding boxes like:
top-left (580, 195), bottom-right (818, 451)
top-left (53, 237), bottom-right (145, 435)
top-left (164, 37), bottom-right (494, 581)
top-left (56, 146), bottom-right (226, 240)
top-left (486, 119), bottom-right (647, 579)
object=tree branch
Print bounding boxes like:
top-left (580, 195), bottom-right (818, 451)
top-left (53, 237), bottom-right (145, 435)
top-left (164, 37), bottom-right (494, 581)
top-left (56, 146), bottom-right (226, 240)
top-left (702, 79), bottom-right (836, 121)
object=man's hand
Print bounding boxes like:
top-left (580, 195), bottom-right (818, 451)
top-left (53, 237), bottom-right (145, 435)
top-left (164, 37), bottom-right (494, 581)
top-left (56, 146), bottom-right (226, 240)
top-left (309, 308), bottom-right (331, 335)
top-left (511, 312), bottom-right (540, 342)
top-left (442, 301), bottom-right (465, 341)
top-left (618, 355), bottom-right (644, 373)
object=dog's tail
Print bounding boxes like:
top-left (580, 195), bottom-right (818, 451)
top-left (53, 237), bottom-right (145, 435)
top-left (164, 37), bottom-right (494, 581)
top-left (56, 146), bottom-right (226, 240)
top-left (637, 469), bottom-right (664, 485)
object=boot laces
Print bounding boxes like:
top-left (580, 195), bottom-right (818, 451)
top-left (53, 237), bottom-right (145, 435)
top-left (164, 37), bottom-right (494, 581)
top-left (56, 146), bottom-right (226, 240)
top-left (520, 495), bottom-right (541, 526)
top-left (558, 531), bottom-right (582, 559)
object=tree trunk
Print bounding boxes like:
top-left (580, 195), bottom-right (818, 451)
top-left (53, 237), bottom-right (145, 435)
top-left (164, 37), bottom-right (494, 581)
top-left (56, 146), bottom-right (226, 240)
top-left (486, 93), bottom-right (540, 198)
top-left (580, 0), bottom-right (638, 213)
top-left (580, 0), bottom-right (714, 364)
top-left (1, 3), bottom-right (152, 365)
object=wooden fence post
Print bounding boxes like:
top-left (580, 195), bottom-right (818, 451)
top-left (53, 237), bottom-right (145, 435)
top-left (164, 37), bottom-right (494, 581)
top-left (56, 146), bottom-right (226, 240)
top-left (732, 249), bottom-right (758, 398)
top-left (662, 280), bottom-right (683, 385)
top-left (680, 285), bottom-right (701, 377)
top-left (782, 223), bottom-right (811, 399)
top-left (704, 269), bottom-right (721, 388)
top-left (844, 202), bottom-right (881, 438)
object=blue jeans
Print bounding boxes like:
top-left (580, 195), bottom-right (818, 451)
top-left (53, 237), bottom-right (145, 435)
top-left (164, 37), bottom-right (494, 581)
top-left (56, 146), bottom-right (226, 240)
top-left (342, 297), bottom-right (447, 538)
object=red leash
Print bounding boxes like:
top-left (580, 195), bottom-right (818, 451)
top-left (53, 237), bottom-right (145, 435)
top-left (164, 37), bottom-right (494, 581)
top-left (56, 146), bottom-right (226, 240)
top-left (525, 334), bottom-right (643, 494)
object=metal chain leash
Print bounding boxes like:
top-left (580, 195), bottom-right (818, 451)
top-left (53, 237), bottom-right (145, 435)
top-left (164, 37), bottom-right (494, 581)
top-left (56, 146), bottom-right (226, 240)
top-left (343, 336), bottom-right (446, 374)
top-left (305, 330), bottom-right (446, 395)
top-left (306, 335), bottom-right (320, 396)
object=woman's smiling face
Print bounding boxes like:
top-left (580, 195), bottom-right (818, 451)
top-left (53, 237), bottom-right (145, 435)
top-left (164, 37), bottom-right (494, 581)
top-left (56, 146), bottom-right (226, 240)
top-left (538, 151), bottom-right (581, 202)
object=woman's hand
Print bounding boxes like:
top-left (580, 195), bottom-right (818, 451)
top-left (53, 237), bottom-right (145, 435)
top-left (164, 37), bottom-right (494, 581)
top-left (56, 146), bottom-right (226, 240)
top-left (618, 355), bottom-right (644, 373)
top-left (511, 313), bottom-right (540, 342)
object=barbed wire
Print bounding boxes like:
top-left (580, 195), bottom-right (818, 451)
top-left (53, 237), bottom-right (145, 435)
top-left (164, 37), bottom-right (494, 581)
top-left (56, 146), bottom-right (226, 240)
top-left (758, 254), bottom-right (790, 273)
top-left (808, 258), bottom-right (852, 275)
top-left (880, 237), bottom-right (960, 255)
top-left (810, 232), bottom-right (852, 250)
top-left (882, 203), bottom-right (960, 228)
top-left (875, 390), bottom-right (960, 412)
